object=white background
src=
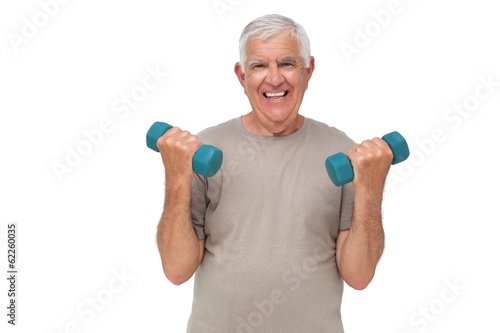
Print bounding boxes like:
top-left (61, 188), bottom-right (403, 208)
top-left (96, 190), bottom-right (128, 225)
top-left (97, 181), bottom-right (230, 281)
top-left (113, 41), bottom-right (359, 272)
top-left (1, 0), bottom-right (499, 332)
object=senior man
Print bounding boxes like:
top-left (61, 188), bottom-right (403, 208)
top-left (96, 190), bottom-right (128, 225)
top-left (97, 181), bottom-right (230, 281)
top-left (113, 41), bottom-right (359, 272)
top-left (156, 14), bottom-right (393, 332)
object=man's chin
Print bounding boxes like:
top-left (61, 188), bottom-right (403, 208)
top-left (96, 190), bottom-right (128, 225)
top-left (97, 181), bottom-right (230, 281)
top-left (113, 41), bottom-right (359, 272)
top-left (261, 106), bottom-right (295, 122)
top-left (262, 113), bottom-right (303, 136)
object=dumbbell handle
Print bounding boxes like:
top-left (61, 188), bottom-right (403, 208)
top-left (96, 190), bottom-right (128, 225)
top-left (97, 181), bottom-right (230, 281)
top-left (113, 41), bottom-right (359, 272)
top-left (146, 122), bottom-right (223, 177)
top-left (325, 131), bottom-right (410, 186)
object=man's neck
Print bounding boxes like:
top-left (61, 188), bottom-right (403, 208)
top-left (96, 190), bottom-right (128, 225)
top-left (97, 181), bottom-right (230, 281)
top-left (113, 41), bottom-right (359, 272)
top-left (241, 112), bottom-right (304, 137)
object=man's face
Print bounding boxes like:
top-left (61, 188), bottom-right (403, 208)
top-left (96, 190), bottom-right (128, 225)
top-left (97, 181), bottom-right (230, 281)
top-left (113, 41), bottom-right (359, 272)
top-left (235, 33), bottom-right (314, 135)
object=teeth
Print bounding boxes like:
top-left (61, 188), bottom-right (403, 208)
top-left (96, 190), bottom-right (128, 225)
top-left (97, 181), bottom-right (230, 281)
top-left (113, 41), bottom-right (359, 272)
top-left (265, 91), bottom-right (286, 98)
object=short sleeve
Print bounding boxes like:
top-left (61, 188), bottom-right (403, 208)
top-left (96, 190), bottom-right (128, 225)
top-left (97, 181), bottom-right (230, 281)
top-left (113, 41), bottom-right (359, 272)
top-left (190, 174), bottom-right (208, 240)
top-left (339, 180), bottom-right (354, 231)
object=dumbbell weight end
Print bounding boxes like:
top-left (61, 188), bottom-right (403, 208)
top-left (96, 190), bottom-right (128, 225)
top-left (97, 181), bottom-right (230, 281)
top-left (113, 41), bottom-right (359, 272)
top-left (381, 131), bottom-right (409, 165)
top-left (325, 153), bottom-right (354, 187)
top-left (146, 122), bottom-right (173, 152)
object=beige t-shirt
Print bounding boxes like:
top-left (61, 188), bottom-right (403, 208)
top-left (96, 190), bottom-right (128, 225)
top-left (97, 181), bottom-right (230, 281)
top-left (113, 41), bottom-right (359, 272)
top-left (187, 117), bottom-right (354, 332)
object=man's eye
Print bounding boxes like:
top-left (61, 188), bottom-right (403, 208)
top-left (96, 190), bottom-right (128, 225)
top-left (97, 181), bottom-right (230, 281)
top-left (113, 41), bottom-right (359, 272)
top-left (280, 62), bottom-right (295, 68)
top-left (252, 64), bottom-right (265, 70)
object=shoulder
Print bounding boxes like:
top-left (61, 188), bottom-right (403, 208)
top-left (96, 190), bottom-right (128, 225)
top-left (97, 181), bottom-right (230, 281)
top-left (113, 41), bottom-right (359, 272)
top-left (196, 118), bottom-right (239, 144)
top-left (304, 118), bottom-right (355, 152)
top-left (306, 118), bottom-right (351, 138)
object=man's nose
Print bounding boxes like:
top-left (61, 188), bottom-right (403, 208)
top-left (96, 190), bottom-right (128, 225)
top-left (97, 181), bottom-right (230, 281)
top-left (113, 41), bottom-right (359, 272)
top-left (265, 64), bottom-right (285, 86)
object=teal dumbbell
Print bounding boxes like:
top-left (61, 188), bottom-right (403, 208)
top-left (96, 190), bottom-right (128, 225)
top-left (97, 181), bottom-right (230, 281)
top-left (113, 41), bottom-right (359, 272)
top-left (325, 131), bottom-right (410, 186)
top-left (146, 122), bottom-right (223, 177)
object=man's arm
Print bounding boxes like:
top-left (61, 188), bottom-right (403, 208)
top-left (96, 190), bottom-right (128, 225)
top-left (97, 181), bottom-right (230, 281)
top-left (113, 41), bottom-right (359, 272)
top-left (156, 127), bottom-right (205, 285)
top-left (336, 138), bottom-right (392, 290)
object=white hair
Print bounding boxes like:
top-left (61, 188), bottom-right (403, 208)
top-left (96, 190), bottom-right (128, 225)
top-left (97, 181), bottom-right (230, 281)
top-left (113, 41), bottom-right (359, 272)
top-left (238, 14), bottom-right (311, 73)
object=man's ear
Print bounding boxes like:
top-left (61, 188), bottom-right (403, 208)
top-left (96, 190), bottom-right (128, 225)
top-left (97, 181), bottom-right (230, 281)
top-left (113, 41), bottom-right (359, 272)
top-left (234, 62), bottom-right (246, 90)
top-left (306, 56), bottom-right (315, 81)
top-left (303, 56), bottom-right (315, 91)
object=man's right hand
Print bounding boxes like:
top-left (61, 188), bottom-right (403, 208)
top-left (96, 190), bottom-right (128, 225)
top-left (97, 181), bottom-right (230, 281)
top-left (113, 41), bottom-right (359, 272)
top-left (156, 127), bottom-right (205, 285)
top-left (156, 127), bottom-right (203, 181)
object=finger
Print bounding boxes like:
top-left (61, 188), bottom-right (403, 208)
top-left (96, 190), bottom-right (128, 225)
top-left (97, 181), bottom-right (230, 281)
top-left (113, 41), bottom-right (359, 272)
top-left (163, 129), bottom-right (194, 145)
top-left (348, 141), bottom-right (371, 158)
top-left (347, 139), bottom-right (382, 163)
top-left (349, 143), bottom-right (361, 153)
top-left (184, 134), bottom-right (200, 144)
top-left (371, 137), bottom-right (391, 151)
top-left (161, 126), bottom-right (181, 139)
top-left (359, 139), bottom-right (378, 150)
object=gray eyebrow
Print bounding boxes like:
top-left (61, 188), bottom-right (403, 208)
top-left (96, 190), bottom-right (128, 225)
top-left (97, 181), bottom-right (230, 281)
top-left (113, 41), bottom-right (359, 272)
top-left (248, 59), bottom-right (264, 67)
top-left (280, 57), bottom-right (298, 64)
top-left (247, 57), bottom-right (299, 67)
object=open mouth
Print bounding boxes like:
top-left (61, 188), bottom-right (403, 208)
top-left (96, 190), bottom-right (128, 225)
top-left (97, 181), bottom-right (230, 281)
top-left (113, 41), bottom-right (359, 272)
top-left (263, 91), bottom-right (289, 100)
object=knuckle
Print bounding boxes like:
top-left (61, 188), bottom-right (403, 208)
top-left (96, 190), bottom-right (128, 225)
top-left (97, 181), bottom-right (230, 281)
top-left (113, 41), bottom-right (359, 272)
top-left (165, 126), bottom-right (181, 136)
top-left (163, 136), bottom-right (176, 148)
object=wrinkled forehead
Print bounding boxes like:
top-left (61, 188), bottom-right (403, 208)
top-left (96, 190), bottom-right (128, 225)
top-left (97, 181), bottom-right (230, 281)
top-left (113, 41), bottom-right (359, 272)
top-left (245, 33), bottom-right (301, 61)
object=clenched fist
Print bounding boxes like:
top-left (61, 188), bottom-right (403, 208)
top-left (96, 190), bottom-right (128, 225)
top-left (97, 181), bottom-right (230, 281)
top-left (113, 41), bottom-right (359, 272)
top-left (345, 137), bottom-right (393, 191)
top-left (156, 127), bottom-right (203, 181)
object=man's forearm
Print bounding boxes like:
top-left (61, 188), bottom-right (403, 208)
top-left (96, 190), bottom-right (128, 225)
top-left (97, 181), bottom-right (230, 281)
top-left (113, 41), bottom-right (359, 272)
top-left (157, 179), bottom-right (203, 285)
top-left (338, 189), bottom-right (385, 290)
